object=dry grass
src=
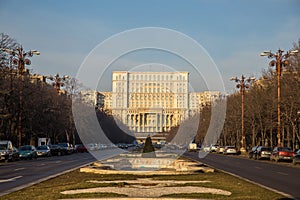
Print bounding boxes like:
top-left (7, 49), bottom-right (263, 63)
top-left (0, 169), bottom-right (290, 200)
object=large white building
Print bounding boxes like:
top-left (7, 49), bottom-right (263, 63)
top-left (82, 71), bottom-right (222, 134)
top-left (111, 71), bottom-right (190, 133)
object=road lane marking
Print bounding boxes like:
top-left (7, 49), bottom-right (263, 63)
top-left (0, 176), bottom-right (23, 183)
top-left (254, 166), bottom-right (262, 169)
top-left (276, 172), bottom-right (288, 176)
top-left (14, 167), bottom-right (25, 171)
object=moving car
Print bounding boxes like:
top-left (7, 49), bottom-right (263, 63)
top-left (270, 147), bottom-right (294, 162)
top-left (223, 146), bottom-right (237, 155)
top-left (18, 145), bottom-right (38, 159)
top-left (36, 145), bottom-right (51, 157)
top-left (293, 149), bottom-right (300, 165)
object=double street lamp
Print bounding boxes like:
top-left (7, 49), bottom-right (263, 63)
top-left (230, 75), bottom-right (255, 153)
top-left (2, 46), bottom-right (40, 147)
top-left (45, 73), bottom-right (70, 94)
top-left (261, 49), bottom-right (298, 147)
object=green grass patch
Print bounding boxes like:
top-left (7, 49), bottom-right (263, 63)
top-left (0, 169), bottom-right (290, 200)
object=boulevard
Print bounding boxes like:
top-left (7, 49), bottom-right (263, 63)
top-left (1, 150), bottom-right (300, 199)
top-left (0, 153), bottom-right (96, 196)
top-left (185, 152), bottom-right (300, 199)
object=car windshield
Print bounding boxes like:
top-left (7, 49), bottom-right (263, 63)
top-left (278, 147), bottom-right (292, 152)
top-left (261, 147), bottom-right (272, 151)
top-left (0, 144), bottom-right (7, 150)
top-left (19, 146), bottom-right (31, 151)
top-left (37, 146), bottom-right (48, 150)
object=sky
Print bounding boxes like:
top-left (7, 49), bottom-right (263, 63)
top-left (0, 0), bottom-right (300, 93)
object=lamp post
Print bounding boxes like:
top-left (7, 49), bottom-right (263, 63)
top-left (45, 73), bottom-right (70, 94)
top-left (1, 46), bottom-right (40, 147)
top-left (230, 75), bottom-right (255, 153)
top-left (260, 49), bottom-right (298, 147)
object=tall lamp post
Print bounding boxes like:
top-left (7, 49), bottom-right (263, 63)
top-left (260, 49), bottom-right (298, 147)
top-left (46, 73), bottom-right (70, 94)
top-left (230, 75), bottom-right (255, 153)
top-left (2, 47), bottom-right (40, 147)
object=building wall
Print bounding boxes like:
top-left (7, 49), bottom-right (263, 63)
top-left (95, 71), bottom-right (221, 134)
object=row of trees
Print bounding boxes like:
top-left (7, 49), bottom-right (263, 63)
top-left (0, 33), bottom-right (134, 147)
top-left (194, 39), bottom-right (300, 151)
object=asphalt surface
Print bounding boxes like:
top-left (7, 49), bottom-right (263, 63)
top-left (185, 152), bottom-right (300, 199)
top-left (0, 152), bottom-right (96, 196)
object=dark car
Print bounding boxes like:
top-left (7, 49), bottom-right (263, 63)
top-left (248, 146), bottom-right (259, 159)
top-left (11, 146), bottom-right (20, 161)
top-left (256, 146), bottom-right (272, 160)
top-left (270, 147), bottom-right (294, 162)
top-left (49, 144), bottom-right (65, 156)
top-left (75, 144), bottom-right (88, 153)
top-left (36, 145), bottom-right (51, 157)
top-left (293, 149), bottom-right (300, 165)
top-left (57, 143), bottom-right (73, 154)
top-left (18, 145), bottom-right (38, 159)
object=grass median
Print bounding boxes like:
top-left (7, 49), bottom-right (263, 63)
top-left (0, 166), bottom-right (290, 200)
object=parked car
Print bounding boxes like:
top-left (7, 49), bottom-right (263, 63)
top-left (18, 145), bottom-right (38, 159)
top-left (11, 146), bottom-right (20, 161)
top-left (202, 145), bottom-right (211, 152)
top-left (36, 145), bottom-right (51, 157)
top-left (57, 143), bottom-right (73, 154)
top-left (0, 140), bottom-right (14, 162)
top-left (49, 144), bottom-right (65, 156)
top-left (210, 144), bottom-right (219, 152)
top-left (248, 146), bottom-right (259, 159)
top-left (270, 147), bottom-right (294, 162)
top-left (223, 146), bottom-right (237, 155)
top-left (292, 149), bottom-right (300, 165)
top-left (217, 146), bottom-right (225, 154)
top-left (75, 144), bottom-right (88, 153)
top-left (256, 146), bottom-right (272, 160)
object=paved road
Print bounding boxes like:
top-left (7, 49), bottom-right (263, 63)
top-left (185, 152), bottom-right (300, 199)
top-left (0, 153), bottom-right (96, 196)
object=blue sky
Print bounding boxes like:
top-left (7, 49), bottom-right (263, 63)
top-left (1, 0), bottom-right (300, 92)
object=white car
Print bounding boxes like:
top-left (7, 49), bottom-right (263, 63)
top-left (217, 146), bottom-right (225, 154)
top-left (202, 146), bottom-right (211, 152)
top-left (210, 144), bottom-right (219, 152)
top-left (223, 146), bottom-right (237, 155)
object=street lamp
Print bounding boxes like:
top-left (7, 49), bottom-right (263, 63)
top-left (1, 46), bottom-right (40, 147)
top-left (45, 73), bottom-right (70, 94)
top-left (230, 75), bottom-right (255, 153)
top-left (261, 49), bottom-right (299, 147)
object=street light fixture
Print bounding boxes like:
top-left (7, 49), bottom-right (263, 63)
top-left (45, 73), bottom-right (70, 94)
top-left (1, 46), bottom-right (40, 147)
top-left (230, 75), bottom-right (255, 153)
top-left (261, 48), bottom-right (299, 147)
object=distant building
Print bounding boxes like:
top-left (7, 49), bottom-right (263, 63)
top-left (80, 90), bottom-right (99, 107)
top-left (81, 71), bottom-right (222, 134)
top-left (110, 71), bottom-right (190, 133)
